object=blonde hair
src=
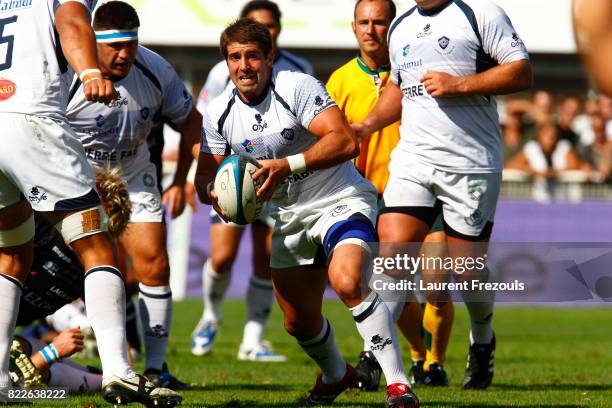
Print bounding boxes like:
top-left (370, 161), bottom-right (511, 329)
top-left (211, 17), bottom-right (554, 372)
top-left (94, 166), bottom-right (131, 237)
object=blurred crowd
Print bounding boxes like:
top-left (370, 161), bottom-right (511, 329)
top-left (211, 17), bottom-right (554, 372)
top-left (500, 91), bottom-right (611, 201)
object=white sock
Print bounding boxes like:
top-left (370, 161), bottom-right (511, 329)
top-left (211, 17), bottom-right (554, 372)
top-left (84, 266), bottom-right (132, 379)
top-left (366, 273), bottom-right (407, 351)
top-left (241, 276), bottom-right (273, 349)
top-left (298, 318), bottom-right (346, 384)
top-left (466, 299), bottom-right (494, 344)
top-left (46, 300), bottom-right (89, 332)
top-left (351, 292), bottom-right (408, 385)
top-left (49, 361), bottom-right (102, 393)
top-left (201, 258), bottom-right (231, 324)
top-left (0, 275), bottom-right (21, 388)
top-left (138, 283), bottom-right (172, 371)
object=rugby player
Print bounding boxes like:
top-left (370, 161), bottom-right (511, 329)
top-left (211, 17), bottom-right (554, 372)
top-left (573, 0), bottom-right (612, 95)
top-left (353, 0), bottom-right (532, 390)
top-left (0, 1), bottom-right (177, 405)
top-left (66, 1), bottom-right (199, 394)
top-left (192, 0), bottom-right (313, 362)
top-left (196, 19), bottom-right (419, 407)
top-left (327, 0), bottom-right (454, 388)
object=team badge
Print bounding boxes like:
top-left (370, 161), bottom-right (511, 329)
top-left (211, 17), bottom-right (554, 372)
top-left (438, 36), bottom-right (450, 49)
top-left (280, 128), bottom-right (295, 145)
top-left (143, 172), bottom-right (155, 188)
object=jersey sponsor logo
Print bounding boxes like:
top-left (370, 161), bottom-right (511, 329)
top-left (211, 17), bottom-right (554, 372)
top-left (314, 95), bottom-right (324, 106)
top-left (397, 59), bottom-right (423, 71)
top-left (107, 89), bottom-right (128, 108)
top-left (284, 171), bottom-right (313, 184)
top-left (510, 32), bottom-right (524, 48)
top-left (402, 44), bottom-right (411, 57)
top-left (280, 128), bottom-right (295, 145)
top-left (28, 187), bottom-right (47, 204)
top-left (85, 147), bottom-right (137, 161)
top-left (252, 113), bottom-right (268, 132)
top-left (241, 139), bottom-right (255, 153)
top-left (0, 0), bottom-right (32, 13)
top-left (0, 78), bottom-right (16, 100)
top-left (312, 95), bottom-right (331, 116)
top-left (417, 23), bottom-right (432, 38)
top-left (401, 83), bottom-right (425, 99)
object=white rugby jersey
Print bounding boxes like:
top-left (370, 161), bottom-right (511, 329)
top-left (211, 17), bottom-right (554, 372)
top-left (67, 46), bottom-right (192, 170)
top-left (0, 0), bottom-right (96, 120)
top-left (388, 0), bottom-right (529, 173)
top-left (201, 70), bottom-right (363, 208)
top-left (196, 50), bottom-right (314, 113)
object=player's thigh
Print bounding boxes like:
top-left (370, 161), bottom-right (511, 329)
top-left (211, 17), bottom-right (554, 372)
top-left (272, 266), bottom-right (328, 338)
top-left (0, 114), bottom-right (98, 214)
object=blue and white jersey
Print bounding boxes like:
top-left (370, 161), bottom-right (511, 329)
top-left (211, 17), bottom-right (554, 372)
top-left (67, 46), bottom-right (192, 170)
top-left (0, 0), bottom-right (97, 120)
top-left (201, 70), bottom-right (363, 209)
top-left (389, 0), bottom-right (529, 173)
top-left (196, 50), bottom-right (314, 113)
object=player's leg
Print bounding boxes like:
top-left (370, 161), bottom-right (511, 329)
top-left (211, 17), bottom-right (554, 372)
top-left (192, 217), bottom-right (244, 356)
top-left (420, 225), bottom-right (453, 387)
top-left (436, 172), bottom-right (501, 390)
top-left (119, 221), bottom-right (173, 377)
top-left (238, 220), bottom-right (286, 362)
top-left (0, 200), bottom-right (34, 391)
top-left (272, 265), bottom-right (354, 405)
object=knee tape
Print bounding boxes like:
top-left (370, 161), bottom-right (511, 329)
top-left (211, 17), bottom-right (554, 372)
top-left (56, 206), bottom-right (108, 244)
top-left (0, 214), bottom-right (34, 247)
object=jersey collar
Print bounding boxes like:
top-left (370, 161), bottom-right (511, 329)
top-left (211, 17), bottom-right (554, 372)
top-left (356, 56), bottom-right (390, 75)
top-left (235, 79), bottom-right (272, 107)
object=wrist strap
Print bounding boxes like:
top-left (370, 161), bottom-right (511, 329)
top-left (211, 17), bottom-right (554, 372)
top-left (79, 68), bottom-right (102, 82)
top-left (40, 344), bottom-right (60, 365)
top-left (286, 153), bottom-right (307, 174)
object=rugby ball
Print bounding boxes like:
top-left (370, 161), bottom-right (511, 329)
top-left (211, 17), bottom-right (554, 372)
top-left (214, 153), bottom-right (267, 225)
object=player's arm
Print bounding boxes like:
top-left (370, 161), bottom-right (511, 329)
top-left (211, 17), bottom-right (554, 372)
top-left (353, 80), bottom-right (403, 141)
top-left (194, 152), bottom-right (229, 221)
top-left (162, 107), bottom-right (202, 218)
top-left (420, 59), bottom-right (532, 98)
top-left (253, 106), bottom-right (359, 202)
top-left (55, 2), bottom-right (115, 104)
top-left (29, 328), bottom-right (84, 373)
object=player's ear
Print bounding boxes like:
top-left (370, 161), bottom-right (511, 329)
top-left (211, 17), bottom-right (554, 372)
top-left (352, 20), bottom-right (357, 36)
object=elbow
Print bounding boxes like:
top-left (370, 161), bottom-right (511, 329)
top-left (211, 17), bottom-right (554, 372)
top-left (344, 137), bottom-right (360, 161)
top-left (517, 62), bottom-right (534, 91)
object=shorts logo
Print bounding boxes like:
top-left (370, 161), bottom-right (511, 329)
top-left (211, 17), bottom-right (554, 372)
top-left (81, 209), bottom-right (102, 233)
top-left (468, 180), bottom-right (486, 201)
top-left (242, 139), bottom-right (254, 153)
top-left (370, 334), bottom-right (392, 351)
top-left (28, 186), bottom-right (47, 204)
top-left (402, 44), bottom-right (411, 57)
top-left (145, 196), bottom-right (161, 212)
top-left (143, 172), bottom-right (155, 188)
top-left (0, 78), bottom-right (16, 101)
top-left (331, 204), bottom-right (349, 217)
top-left (252, 113), bottom-right (268, 132)
top-left (280, 128), bottom-right (295, 145)
top-left (438, 36), bottom-right (450, 49)
top-left (465, 209), bottom-right (483, 227)
top-left (95, 114), bottom-right (106, 128)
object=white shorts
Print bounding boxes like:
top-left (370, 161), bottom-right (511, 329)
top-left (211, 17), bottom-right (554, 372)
top-left (0, 114), bottom-right (99, 212)
top-left (383, 154), bottom-right (501, 237)
top-left (270, 180), bottom-right (378, 269)
top-left (123, 162), bottom-right (163, 223)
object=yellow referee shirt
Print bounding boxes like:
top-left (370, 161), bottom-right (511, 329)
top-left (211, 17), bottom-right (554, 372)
top-left (326, 57), bottom-right (400, 195)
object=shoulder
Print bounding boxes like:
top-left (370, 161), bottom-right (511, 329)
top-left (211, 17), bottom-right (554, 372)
top-left (274, 71), bottom-right (322, 96)
top-left (459, 0), bottom-right (508, 20)
top-left (388, 4), bottom-right (418, 43)
top-left (133, 46), bottom-right (175, 90)
top-left (207, 60), bottom-right (230, 83)
top-left (278, 50), bottom-right (314, 74)
top-left (327, 58), bottom-right (358, 87)
top-left (206, 86), bottom-right (237, 120)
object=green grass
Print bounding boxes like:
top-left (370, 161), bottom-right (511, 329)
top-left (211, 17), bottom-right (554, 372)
top-left (40, 300), bottom-right (612, 407)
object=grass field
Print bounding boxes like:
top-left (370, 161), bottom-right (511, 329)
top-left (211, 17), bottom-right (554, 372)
top-left (44, 300), bottom-right (612, 407)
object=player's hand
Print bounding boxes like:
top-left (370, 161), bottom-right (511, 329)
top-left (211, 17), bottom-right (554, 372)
top-left (420, 70), bottom-right (462, 97)
top-left (351, 123), bottom-right (372, 144)
top-left (83, 77), bottom-right (116, 104)
top-left (252, 158), bottom-right (291, 202)
top-left (184, 182), bottom-right (198, 213)
top-left (208, 188), bottom-right (229, 222)
top-left (162, 184), bottom-right (186, 219)
top-left (51, 327), bottom-right (84, 359)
